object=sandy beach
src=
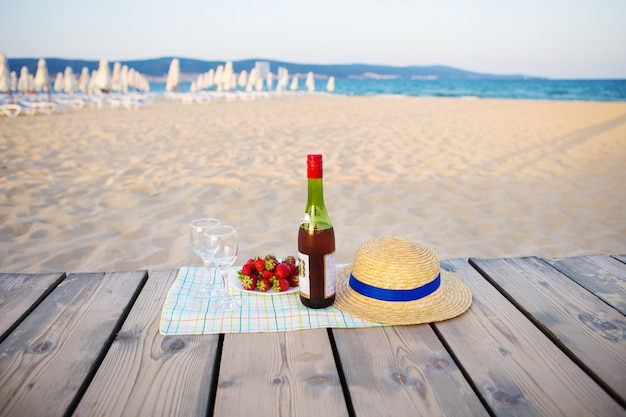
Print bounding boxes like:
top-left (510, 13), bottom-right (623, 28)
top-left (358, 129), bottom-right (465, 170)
top-left (1, 95), bottom-right (625, 273)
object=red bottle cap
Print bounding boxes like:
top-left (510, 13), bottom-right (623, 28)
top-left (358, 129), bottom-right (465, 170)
top-left (307, 154), bottom-right (323, 178)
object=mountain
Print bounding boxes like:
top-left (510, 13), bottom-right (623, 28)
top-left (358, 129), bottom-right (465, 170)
top-left (6, 56), bottom-right (536, 80)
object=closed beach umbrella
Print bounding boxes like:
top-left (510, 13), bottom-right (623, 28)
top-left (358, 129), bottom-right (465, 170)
top-left (246, 67), bottom-right (258, 92)
top-left (305, 71), bottom-right (315, 93)
top-left (54, 72), bottom-right (64, 92)
top-left (222, 61), bottom-right (234, 91)
top-left (111, 62), bottom-right (122, 92)
top-left (165, 58), bottom-right (180, 92)
top-left (326, 76), bottom-right (335, 93)
top-left (63, 66), bottom-right (78, 93)
top-left (78, 67), bottom-right (90, 92)
top-left (290, 75), bottom-right (299, 91)
top-left (93, 59), bottom-right (112, 92)
top-left (120, 65), bottom-right (129, 93)
top-left (213, 64), bottom-right (224, 91)
top-left (17, 66), bottom-right (31, 93)
top-left (33, 58), bottom-right (51, 98)
top-left (237, 70), bottom-right (248, 88)
top-left (10, 71), bottom-right (17, 92)
top-left (0, 53), bottom-right (10, 93)
top-left (206, 68), bottom-right (215, 89)
top-left (277, 67), bottom-right (288, 92)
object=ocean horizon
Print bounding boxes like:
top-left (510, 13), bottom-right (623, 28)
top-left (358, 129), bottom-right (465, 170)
top-left (150, 78), bottom-right (626, 102)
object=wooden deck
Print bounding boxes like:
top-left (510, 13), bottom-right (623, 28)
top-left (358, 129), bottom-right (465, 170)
top-left (1, 254), bottom-right (625, 417)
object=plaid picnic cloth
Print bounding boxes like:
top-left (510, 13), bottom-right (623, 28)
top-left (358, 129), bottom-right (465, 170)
top-left (159, 266), bottom-right (386, 335)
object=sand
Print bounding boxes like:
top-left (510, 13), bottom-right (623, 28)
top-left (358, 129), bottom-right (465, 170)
top-left (1, 95), bottom-right (625, 273)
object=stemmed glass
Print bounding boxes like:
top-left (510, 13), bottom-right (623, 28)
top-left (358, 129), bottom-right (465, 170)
top-left (203, 225), bottom-right (242, 311)
top-left (188, 218), bottom-right (225, 298)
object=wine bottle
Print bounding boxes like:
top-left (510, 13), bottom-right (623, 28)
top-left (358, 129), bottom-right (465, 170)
top-left (298, 154), bottom-right (336, 308)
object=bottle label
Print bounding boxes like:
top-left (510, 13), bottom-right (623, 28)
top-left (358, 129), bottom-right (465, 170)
top-left (324, 251), bottom-right (336, 298)
top-left (297, 251), bottom-right (336, 299)
top-left (298, 251), bottom-right (310, 298)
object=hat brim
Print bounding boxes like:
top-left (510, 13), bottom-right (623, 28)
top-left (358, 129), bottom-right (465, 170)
top-left (334, 264), bottom-right (472, 325)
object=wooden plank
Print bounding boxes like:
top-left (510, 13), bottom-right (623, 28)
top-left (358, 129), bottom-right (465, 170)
top-left (214, 329), bottom-right (348, 417)
top-left (73, 270), bottom-right (221, 417)
top-left (0, 271), bottom-right (147, 417)
top-left (331, 325), bottom-right (489, 417)
top-left (470, 256), bottom-right (626, 405)
top-left (544, 255), bottom-right (626, 315)
top-left (435, 258), bottom-right (626, 417)
top-left (0, 273), bottom-right (66, 342)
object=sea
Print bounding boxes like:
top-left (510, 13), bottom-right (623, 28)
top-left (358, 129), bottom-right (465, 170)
top-left (150, 78), bottom-right (626, 102)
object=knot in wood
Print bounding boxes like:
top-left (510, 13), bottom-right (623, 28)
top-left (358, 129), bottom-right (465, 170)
top-left (306, 375), bottom-right (333, 385)
top-left (115, 330), bottom-right (135, 341)
top-left (431, 358), bottom-right (450, 369)
top-left (391, 372), bottom-right (408, 385)
top-left (490, 389), bottom-right (521, 405)
top-left (218, 380), bottom-right (234, 388)
top-left (30, 341), bottom-right (52, 354)
top-left (162, 337), bottom-right (187, 353)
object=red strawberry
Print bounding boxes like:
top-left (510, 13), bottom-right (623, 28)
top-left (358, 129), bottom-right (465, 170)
top-left (264, 254), bottom-right (278, 272)
top-left (241, 275), bottom-right (257, 291)
top-left (254, 258), bottom-right (265, 272)
top-left (275, 263), bottom-right (291, 279)
top-left (288, 274), bottom-right (299, 287)
top-left (257, 278), bottom-right (271, 292)
top-left (241, 263), bottom-right (253, 276)
top-left (283, 256), bottom-right (298, 275)
top-left (273, 277), bottom-right (290, 292)
top-left (262, 270), bottom-right (274, 280)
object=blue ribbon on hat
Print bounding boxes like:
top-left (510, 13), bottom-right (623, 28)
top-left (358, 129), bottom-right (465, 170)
top-left (349, 273), bottom-right (441, 302)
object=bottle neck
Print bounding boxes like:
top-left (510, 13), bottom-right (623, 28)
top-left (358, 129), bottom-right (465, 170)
top-left (306, 177), bottom-right (326, 208)
top-left (303, 176), bottom-right (332, 230)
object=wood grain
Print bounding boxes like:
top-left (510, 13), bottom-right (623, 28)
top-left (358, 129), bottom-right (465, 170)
top-left (0, 271), bottom-right (146, 417)
top-left (215, 329), bottom-right (348, 417)
top-left (470, 256), bottom-right (626, 405)
top-left (332, 325), bottom-right (489, 417)
top-left (72, 270), bottom-right (221, 417)
top-left (0, 273), bottom-right (65, 342)
top-left (544, 255), bottom-right (626, 314)
top-left (436, 258), bottom-right (626, 417)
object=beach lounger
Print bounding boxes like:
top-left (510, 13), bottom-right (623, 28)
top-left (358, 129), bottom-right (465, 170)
top-left (0, 103), bottom-right (21, 118)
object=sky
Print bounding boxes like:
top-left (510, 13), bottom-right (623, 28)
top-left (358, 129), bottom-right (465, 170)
top-left (1, 0), bottom-right (625, 79)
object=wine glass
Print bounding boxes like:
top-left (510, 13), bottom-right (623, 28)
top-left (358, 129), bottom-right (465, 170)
top-left (188, 218), bottom-right (225, 298)
top-left (203, 225), bottom-right (242, 311)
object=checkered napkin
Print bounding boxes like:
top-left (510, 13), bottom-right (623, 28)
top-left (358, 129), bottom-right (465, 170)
top-left (159, 266), bottom-right (386, 335)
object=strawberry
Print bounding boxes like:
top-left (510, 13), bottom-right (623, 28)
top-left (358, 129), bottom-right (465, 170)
top-left (257, 277), bottom-right (271, 292)
top-left (254, 258), bottom-right (265, 273)
top-left (283, 256), bottom-right (298, 275)
top-left (241, 275), bottom-right (257, 291)
top-left (262, 270), bottom-right (274, 280)
top-left (264, 254), bottom-right (278, 272)
top-left (288, 274), bottom-right (299, 287)
top-left (273, 277), bottom-right (290, 292)
top-left (241, 263), bottom-right (253, 276)
top-left (275, 263), bottom-right (291, 279)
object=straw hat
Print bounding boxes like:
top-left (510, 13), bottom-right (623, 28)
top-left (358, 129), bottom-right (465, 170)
top-left (334, 236), bottom-right (472, 325)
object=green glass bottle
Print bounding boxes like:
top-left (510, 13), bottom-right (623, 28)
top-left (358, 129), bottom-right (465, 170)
top-left (298, 154), bottom-right (336, 308)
